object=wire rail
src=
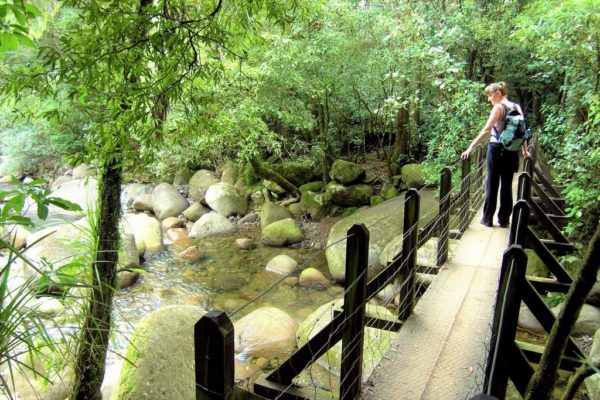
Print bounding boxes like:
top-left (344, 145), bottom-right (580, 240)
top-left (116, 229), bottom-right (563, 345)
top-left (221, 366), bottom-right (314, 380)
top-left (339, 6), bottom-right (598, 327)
top-left (194, 144), bottom-right (490, 400)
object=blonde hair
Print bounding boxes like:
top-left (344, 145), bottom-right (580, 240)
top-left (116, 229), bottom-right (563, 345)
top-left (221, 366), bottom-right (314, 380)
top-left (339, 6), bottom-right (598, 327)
top-left (484, 82), bottom-right (508, 96)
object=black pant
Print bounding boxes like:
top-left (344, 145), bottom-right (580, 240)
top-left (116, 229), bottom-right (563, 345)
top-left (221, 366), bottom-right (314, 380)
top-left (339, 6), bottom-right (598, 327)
top-left (482, 143), bottom-right (519, 225)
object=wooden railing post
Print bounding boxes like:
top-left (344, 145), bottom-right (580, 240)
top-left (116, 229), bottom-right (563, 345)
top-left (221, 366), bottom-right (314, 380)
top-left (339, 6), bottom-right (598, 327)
top-left (195, 310), bottom-right (235, 400)
top-left (475, 146), bottom-right (485, 204)
top-left (398, 189), bottom-right (420, 320)
top-left (341, 224), bottom-right (369, 400)
top-left (517, 171), bottom-right (532, 202)
top-left (484, 245), bottom-right (528, 399)
top-left (437, 167), bottom-right (452, 266)
top-left (459, 156), bottom-right (471, 233)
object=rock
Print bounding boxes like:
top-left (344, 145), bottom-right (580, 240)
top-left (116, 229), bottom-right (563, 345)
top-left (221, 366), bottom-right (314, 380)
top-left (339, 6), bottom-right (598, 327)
top-left (118, 233), bottom-right (140, 269)
top-left (234, 307), bottom-right (298, 359)
top-left (235, 238), bottom-right (256, 250)
top-left (260, 202), bottom-right (291, 228)
top-left (132, 193), bottom-right (154, 212)
top-left (284, 277), bottom-right (298, 286)
top-left (162, 216), bottom-right (183, 230)
top-left (189, 212), bottom-right (236, 238)
top-left (204, 182), bottom-right (248, 217)
top-left (525, 248), bottom-right (548, 278)
top-left (329, 159), bottom-right (366, 184)
top-left (370, 195), bottom-right (384, 206)
top-left (182, 202), bottom-right (210, 222)
top-left (288, 202), bottom-right (306, 218)
top-left (117, 270), bottom-right (140, 289)
top-left (265, 255), bottom-right (298, 275)
top-left (376, 284), bottom-right (397, 304)
top-left (250, 190), bottom-right (266, 206)
top-left (298, 268), bottom-right (330, 289)
top-left (239, 212), bottom-right (260, 224)
top-left (152, 182), bottom-right (189, 221)
top-left (173, 169), bottom-right (192, 186)
top-left (564, 304), bottom-right (600, 336)
top-left (326, 191), bottom-right (437, 281)
top-left (45, 178), bottom-right (97, 217)
top-left (262, 218), bottom-right (303, 247)
top-left (326, 182), bottom-right (372, 207)
top-left (174, 246), bottom-right (203, 262)
top-left (122, 183), bottom-right (153, 207)
top-left (299, 191), bottom-right (331, 221)
top-left (585, 329), bottom-right (600, 398)
top-left (400, 163), bottom-right (426, 189)
top-left (264, 179), bottom-right (287, 195)
top-left (164, 228), bottom-right (189, 243)
top-left (50, 175), bottom-right (72, 189)
top-left (518, 305), bottom-right (546, 335)
top-left (299, 181), bottom-right (324, 193)
top-left (271, 160), bottom-right (315, 186)
top-left (298, 300), bottom-right (396, 383)
top-left (123, 213), bottom-right (164, 255)
top-left (0, 224), bottom-right (29, 250)
top-left (188, 169), bottom-right (219, 201)
top-left (113, 305), bottom-right (205, 399)
top-left (220, 163), bottom-right (238, 185)
top-left (72, 163), bottom-right (96, 179)
top-left (588, 281), bottom-right (600, 307)
top-left (381, 181), bottom-right (399, 200)
top-left (29, 297), bottom-right (65, 317)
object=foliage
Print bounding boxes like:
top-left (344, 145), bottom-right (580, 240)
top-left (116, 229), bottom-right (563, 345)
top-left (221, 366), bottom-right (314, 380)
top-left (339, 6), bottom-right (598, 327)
top-left (0, 0), bottom-right (41, 55)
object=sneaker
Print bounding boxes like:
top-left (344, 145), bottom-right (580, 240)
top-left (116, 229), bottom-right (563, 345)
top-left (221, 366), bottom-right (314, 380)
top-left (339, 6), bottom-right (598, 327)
top-left (480, 219), bottom-right (493, 227)
top-left (499, 222), bottom-right (510, 228)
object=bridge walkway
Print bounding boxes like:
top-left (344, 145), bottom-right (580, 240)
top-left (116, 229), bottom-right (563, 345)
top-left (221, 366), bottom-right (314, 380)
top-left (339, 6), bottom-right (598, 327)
top-left (364, 209), bottom-right (509, 399)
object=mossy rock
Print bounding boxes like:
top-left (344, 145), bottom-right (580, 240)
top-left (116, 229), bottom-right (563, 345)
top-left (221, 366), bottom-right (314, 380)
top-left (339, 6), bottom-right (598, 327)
top-left (299, 181), bottom-right (324, 193)
top-left (370, 195), bottom-right (384, 206)
top-left (400, 163), bottom-right (426, 189)
top-left (326, 182), bottom-right (372, 207)
top-left (300, 191), bottom-right (331, 221)
top-left (329, 159), bottom-right (365, 184)
top-left (525, 249), bottom-right (548, 278)
top-left (381, 181), bottom-right (399, 200)
top-left (262, 218), bottom-right (303, 247)
top-left (188, 170), bottom-right (218, 201)
top-left (288, 202), bottom-right (306, 218)
top-left (260, 202), bottom-right (291, 228)
top-left (113, 305), bottom-right (205, 399)
top-left (270, 160), bottom-right (316, 186)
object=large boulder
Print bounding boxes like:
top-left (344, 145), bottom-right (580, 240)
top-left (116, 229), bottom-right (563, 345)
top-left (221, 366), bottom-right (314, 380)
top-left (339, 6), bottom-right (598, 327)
top-left (113, 305), bottom-right (205, 399)
top-left (329, 159), bottom-right (365, 184)
top-left (326, 182), bottom-right (372, 207)
top-left (262, 218), bottom-right (303, 247)
top-left (45, 178), bottom-right (98, 217)
top-left (189, 212), bottom-right (236, 238)
top-left (326, 191), bottom-right (437, 281)
top-left (152, 183), bottom-right (189, 221)
top-left (204, 183), bottom-right (247, 217)
top-left (72, 163), bottom-right (96, 179)
top-left (188, 170), bottom-right (218, 201)
top-left (123, 213), bottom-right (164, 255)
top-left (299, 191), bottom-right (331, 221)
top-left (400, 163), bottom-right (426, 189)
top-left (234, 307), bottom-right (298, 359)
top-left (131, 193), bottom-right (154, 212)
top-left (585, 329), bottom-right (600, 399)
top-left (299, 181), bottom-right (324, 194)
top-left (182, 202), bottom-right (210, 222)
top-left (270, 160), bottom-right (315, 186)
top-left (122, 183), bottom-right (153, 207)
top-left (260, 202), bottom-right (291, 229)
top-left (525, 248), bottom-right (549, 278)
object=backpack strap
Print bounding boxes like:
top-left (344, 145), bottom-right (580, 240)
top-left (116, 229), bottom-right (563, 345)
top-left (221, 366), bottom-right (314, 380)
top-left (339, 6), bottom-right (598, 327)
top-left (492, 103), bottom-right (510, 138)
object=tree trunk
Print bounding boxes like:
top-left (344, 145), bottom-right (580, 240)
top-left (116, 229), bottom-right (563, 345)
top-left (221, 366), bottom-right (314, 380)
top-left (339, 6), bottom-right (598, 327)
top-left (250, 158), bottom-right (301, 203)
top-left (561, 361), bottom-right (600, 400)
top-left (525, 222), bottom-right (600, 400)
top-left (71, 156), bottom-right (122, 400)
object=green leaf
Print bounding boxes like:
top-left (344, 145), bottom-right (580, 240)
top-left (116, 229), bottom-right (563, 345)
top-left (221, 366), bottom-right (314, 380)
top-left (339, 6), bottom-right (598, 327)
top-left (47, 197), bottom-right (82, 212)
top-left (37, 204), bottom-right (48, 220)
top-left (2, 194), bottom-right (25, 216)
top-left (14, 33), bottom-right (34, 48)
top-left (24, 4), bottom-right (42, 18)
top-left (6, 215), bottom-right (33, 226)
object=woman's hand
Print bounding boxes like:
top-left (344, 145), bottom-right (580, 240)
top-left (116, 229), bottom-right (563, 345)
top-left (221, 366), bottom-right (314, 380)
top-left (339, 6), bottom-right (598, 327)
top-left (461, 145), bottom-right (473, 160)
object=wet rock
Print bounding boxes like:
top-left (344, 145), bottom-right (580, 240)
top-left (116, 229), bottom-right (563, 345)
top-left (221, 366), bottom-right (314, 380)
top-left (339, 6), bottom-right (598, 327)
top-left (180, 294), bottom-right (208, 305)
top-left (165, 228), bottom-right (189, 244)
top-left (235, 238), bottom-right (256, 250)
top-left (132, 193), bottom-right (154, 212)
top-left (300, 191), bottom-right (331, 221)
top-left (189, 212), bottom-right (236, 238)
top-left (298, 268), bottom-right (330, 290)
top-left (188, 169), bottom-right (219, 201)
top-left (234, 307), bottom-right (298, 359)
top-left (174, 246), bottom-right (203, 263)
top-left (329, 159), bottom-right (365, 184)
top-left (266, 255), bottom-right (298, 275)
top-left (152, 182), bottom-right (189, 221)
top-left (123, 213), bottom-right (164, 255)
top-left (260, 201), bottom-right (291, 228)
top-left (182, 202), bottom-right (210, 222)
top-left (262, 218), bottom-right (303, 247)
top-left (162, 216), bottom-right (183, 230)
top-left (205, 182), bottom-right (248, 217)
top-left (118, 233), bottom-right (140, 269)
top-left (169, 237), bottom-right (196, 252)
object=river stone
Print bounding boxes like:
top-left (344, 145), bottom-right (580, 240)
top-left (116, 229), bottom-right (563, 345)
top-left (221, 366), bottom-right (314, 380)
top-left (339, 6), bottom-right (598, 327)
top-left (172, 169), bottom-right (192, 186)
top-left (400, 163), bottom-right (426, 189)
top-left (239, 212), bottom-right (260, 224)
top-left (122, 183), bottom-right (153, 207)
top-left (262, 218), bottom-right (303, 247)
top-left (585, 329), bottom-right (600, 398)
top-left (113, 305), bottom-right (205, 399)
top-left (0, 224), bottom-right (29, 250)
top-left (326, 182), bottom-right (372, 207)
top-left (298, 299), bottom-right (396, 382)
top-left (28, 297), bottom-right (65, 318)
top-left (234, 307), bottom-right (298, 359)
top-left (182, 202), bottom-right (210, 222)
top-left (189, 212), bottom-right (236, 238)
top-left (329, 159), bottom-right (366, 184)
top-left (188, 169), bottom-right (218, 201)
top-left (326, 191), bottom-right (437, 282)
top-left (164, 228), bottom-right (188, 244)
top-left (300, 191), bottom-right (331, 221)
top-left (220, 163), bottom-right (238, 185)
top-left (260, 202), bottom-right (291, 228)
top-left (162, 216), bottom-right (183, 230)
top-left (50, 175), bottom-right (72, 189)
top-left (299, 181), bottom-right (324, 194)
top-left (132, 193), bottom-right (154, 212)
top-left (174, 246), bottom-right (203, 262)
top-left (376, 284), bottom-right (397, 304)
top-left (381, 181), bottom-right (399, 200)
top-left (205, 182), bottom-right (248, 217)
top-left (72, 163), bottom-right (96, 179)
top-left (518, 305), bottom-right (545, 335)
top-left (123, 213), bottom-right (164, 255)
top-left (118, 233), bottom-right (140, 269)
top-left (265, 255), bottom-right (298, 275)
top-left (152, 183), bottom-right (189, 221)
top-left (589, 281), bottom-right (600, 307)
top-left (298, 268), bottom-right (330, 289)
top-left (46, 178), bottom-right (98, 217)
top-left (271, 160), bottom-right (315, 186)
top-left (117, 270), bottom-right (140, 289)
top-left (553, 304), bottom-right (600, 337)
top-left (235, 238), bottom-right (256, 250)
top-left (288, 202), bottom-right (306, 218)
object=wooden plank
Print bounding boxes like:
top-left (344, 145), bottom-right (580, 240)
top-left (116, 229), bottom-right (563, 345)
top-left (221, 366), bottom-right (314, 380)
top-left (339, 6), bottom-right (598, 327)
top-left (539, 239), bottom-right (575, 254)
top-left (533, 166), bottom-right (563, 199)
top-left (525, 227), bottom-right (572, 283)
top-left (530, 199), bottom-right (570, 244)
top-left (334, 310), bottom-right (402, 332)
top-left (517, 341), bottom-right (582, 372)
top-left (527, 276), bottom-right (571, 294)
top-left (509, 341), bottom-right (534, 397)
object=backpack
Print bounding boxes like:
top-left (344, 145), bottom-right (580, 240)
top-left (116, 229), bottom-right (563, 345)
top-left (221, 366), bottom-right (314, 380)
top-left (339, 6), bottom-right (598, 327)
top-left (495, 103), bottom-right (531, 151)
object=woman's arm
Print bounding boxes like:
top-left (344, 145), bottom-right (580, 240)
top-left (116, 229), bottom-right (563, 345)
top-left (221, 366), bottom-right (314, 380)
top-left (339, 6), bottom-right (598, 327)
top-left (461, 105), bottom-right (503, 159)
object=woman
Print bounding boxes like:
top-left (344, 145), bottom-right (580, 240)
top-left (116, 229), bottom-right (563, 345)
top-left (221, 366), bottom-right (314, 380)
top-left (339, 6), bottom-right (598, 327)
top-left (461, 82), bottom-right (529, 228)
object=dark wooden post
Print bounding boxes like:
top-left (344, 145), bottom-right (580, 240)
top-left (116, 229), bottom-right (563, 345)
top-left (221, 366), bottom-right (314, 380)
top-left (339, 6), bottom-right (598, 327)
top-left (340, 224), bottom-right (369, 400)
top-left (517, 171), bottom-right (531, 202)
top-left (195, 310), bottom-right (235, 400)
top-left (437, 167), bottom-right (452, 266)
top-left (459, 155), bottom-right (471, 232)
top-left (398, 189), bottom-right (420, 320)
top-left (484, 245), bottom-right (528, 399)
top-left (475, 146), bottom-right (485, 204)
top-left (509, 200), bottom-right (530, 247)
top-left (524, 156), bottom-right (533, 177)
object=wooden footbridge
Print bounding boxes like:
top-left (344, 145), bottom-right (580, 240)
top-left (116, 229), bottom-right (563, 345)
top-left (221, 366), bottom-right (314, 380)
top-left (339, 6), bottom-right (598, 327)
top-left (194, 139), bottom-right (583, 400)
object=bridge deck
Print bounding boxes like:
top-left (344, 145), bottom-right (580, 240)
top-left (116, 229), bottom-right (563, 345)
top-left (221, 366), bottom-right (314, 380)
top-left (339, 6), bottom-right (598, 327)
top-left (364, 212), bottom-right (509, 399)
